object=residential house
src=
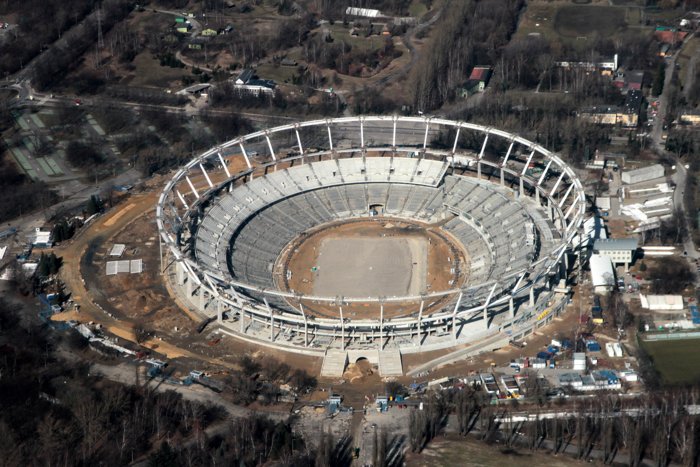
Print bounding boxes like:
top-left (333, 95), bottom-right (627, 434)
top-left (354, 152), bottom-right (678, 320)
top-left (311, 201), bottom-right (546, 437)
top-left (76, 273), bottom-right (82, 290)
top-left (459, 66), bottom-right (492, 96)
top-left (654, 27), bottom-right (688, 45)
top-left (233, 69), bottom-right (276, 95)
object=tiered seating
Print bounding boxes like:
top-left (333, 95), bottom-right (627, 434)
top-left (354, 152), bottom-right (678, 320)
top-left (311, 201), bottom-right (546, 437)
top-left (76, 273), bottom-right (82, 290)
top-left (194, 159), bottom-right (548, 308)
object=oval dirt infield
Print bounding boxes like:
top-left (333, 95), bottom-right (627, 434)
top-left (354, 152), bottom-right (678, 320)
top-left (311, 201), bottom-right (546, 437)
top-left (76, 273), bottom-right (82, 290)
top-left (278, 218), bottom-right (467, 320)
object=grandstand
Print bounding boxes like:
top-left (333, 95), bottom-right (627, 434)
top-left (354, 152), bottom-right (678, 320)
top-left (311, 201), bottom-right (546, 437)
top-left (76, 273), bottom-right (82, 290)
top-left (157, 116), bottom-right (586, 376)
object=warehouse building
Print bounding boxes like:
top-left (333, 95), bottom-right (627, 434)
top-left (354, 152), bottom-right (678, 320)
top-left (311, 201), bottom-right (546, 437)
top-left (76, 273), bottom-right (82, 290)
top-left (621, 164), bottom-right (665, 184)
top-left (592, 237), bottom-right (638, 271)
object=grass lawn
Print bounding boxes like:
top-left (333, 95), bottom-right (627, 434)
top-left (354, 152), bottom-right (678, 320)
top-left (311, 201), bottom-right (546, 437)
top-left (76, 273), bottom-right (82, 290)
top-left (515, 1), bottom-right (646, 50)
top-left (406, 435), bottom-right (582, 466)
top-left (256, 63), bottom-right (299, 85)
top-left (554, 5), bottom-right (627, 38)
top-left (129, 51), bottom-right (187, 88)
top-left (643, 338), bottom-right (700, 385)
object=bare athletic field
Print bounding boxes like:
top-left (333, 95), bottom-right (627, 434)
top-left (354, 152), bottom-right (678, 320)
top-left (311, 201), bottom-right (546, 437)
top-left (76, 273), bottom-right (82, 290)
top-left (279, 219), bottom-right (467, 319)
top-left (313, 236), bottom-right (427, 297)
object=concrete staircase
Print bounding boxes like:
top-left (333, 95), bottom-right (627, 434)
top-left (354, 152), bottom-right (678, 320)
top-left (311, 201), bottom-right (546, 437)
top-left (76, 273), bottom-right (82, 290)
top-left (378, 348), bottom-right (403, 377)
top-left (320, 349), bottom-right (348, 378)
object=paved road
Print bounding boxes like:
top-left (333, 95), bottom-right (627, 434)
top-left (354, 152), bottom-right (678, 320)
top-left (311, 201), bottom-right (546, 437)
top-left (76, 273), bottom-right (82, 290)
top-left (650, 41), bottom-right (699, 260)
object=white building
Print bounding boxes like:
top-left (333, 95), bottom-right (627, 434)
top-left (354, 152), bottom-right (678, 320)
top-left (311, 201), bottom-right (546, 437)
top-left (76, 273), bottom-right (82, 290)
top-left (593, 237), bottom-right (638, 270)
top-left (233, 69), bottom-right (276, 96)
top-left (640, 294), bottom-right (684, 311)
top-left (31, 228), bottom-right (53, 248)
top-left (345, 7), bottom-right (383, 17)
top-left (590, 254), bottom-right (615, 294)
top-left (621, 164), bottom-right (665, 184)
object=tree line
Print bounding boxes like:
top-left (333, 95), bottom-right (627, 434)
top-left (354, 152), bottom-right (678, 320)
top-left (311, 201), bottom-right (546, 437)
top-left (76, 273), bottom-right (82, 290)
top-left (410, 0), bottom-right (523, 111)
top-left (407, 380), bottom-right (700, 466)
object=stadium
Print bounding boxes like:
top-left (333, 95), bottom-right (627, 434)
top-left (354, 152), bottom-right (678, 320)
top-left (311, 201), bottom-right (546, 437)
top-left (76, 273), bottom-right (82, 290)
top-left (156, 116), bottom-right (586, 376)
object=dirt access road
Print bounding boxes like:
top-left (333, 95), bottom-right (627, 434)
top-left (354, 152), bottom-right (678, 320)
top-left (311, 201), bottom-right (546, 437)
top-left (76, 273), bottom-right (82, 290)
top-left (54, 188), bottom-right (206, 360)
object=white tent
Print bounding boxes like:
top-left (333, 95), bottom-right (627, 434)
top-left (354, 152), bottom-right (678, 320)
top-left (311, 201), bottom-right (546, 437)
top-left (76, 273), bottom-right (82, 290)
top-left (640, 294), bottom-right (684, 311)
top-left (590, 254), bottom-right (614, 294)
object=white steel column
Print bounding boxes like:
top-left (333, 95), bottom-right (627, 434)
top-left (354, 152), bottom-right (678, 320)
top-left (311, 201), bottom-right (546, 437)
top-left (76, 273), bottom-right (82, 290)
top-left (549, 171), bottom-right (566, 197)
top-left (558, 183), bottom-right (575, 208)
top-left (217, 152), bottom-right (231, 177)
top-left (509, 296), bottom-right (514, 319)
top-left (537, 159), bottom-right (553, 186)
top-left (477, 134), bottom-right (489, 179)
top-left (176, 260), bottom-right (185, 284)
top-left (295, 128), bottom-right (304, 155)
top-left (199, 163), bottom-right (213, 188)
top-left (417, 300), bottom-right (424, 345)
top-left (300, 303), bottom-right (309, 347)
top-left (239, 143), bottom-right (251, 168)
top-left (452, 292), bottom-right (463, 340)
top-left (360, 118), bottom-right (365, 148)
top-left (240, 305), bottom-right (246, 333)
top-left (501, 141), bottom-right (515, 186)
top-left (339, 306), bottom-right (345, 350)
top-left (422, 120), bottom-right (430, 149)
top-left (483, 283), bottom-right (498, 329)
top-left (185, 176), bottom-right (199, 199)
top-left (521, 149), bottom-right (535, 176)
top-left (380, 304), bottom-right (384, 349)
top-left (264, 298), bottom-right (274, 341)
top-left (452, 127), bottom-right (461, 153)
top-left (176, 190), bottom-right (189, 209)
top-left (564, 198), bottom-right (578, 220)
top-left (326, 123), bottom-right (334, 151)
top-left (264, 135), bottom-right (277, 161)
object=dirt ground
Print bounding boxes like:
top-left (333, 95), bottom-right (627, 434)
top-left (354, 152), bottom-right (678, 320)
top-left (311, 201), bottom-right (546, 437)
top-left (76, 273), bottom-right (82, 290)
top-left (278, 218), bottom-right (468, 320)
top-left (53, 156), bottom-right (324, 376)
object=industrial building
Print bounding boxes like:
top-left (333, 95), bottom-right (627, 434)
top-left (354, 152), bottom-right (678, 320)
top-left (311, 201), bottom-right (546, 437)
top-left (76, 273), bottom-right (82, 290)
top-left (592, 238), bottom-right (638, 271)
top-left (621, 164), bottom-right (665, 184)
